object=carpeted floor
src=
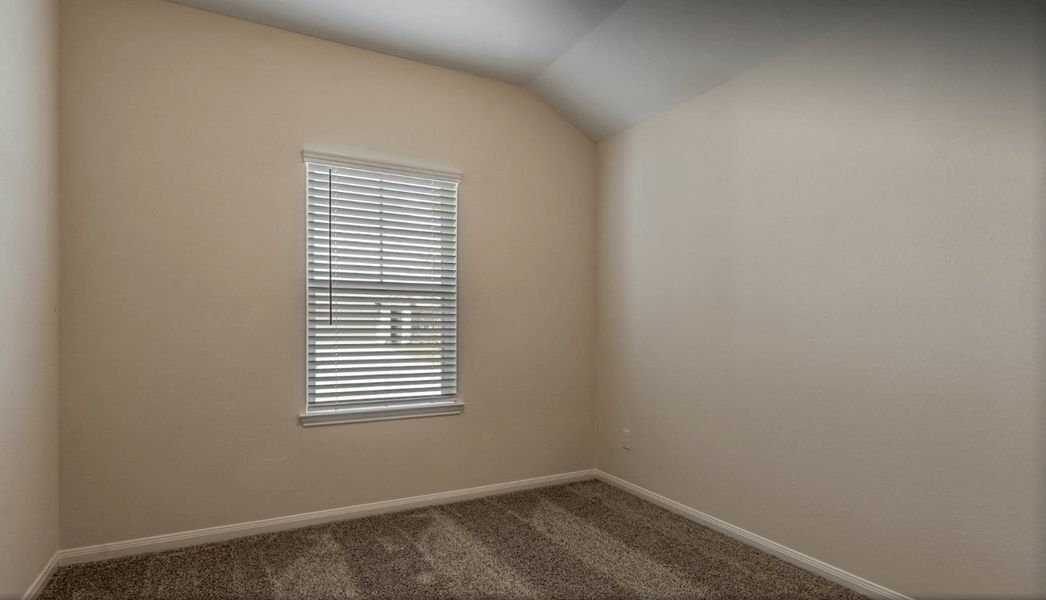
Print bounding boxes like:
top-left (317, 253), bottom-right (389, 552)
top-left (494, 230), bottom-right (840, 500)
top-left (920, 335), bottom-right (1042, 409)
top-left (41, 480), bottom-right (866, 599)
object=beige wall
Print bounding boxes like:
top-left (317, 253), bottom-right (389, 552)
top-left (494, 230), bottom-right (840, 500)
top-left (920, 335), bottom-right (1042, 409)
top-left (0, 0), bottom-right (61, 595)
top-left (60, 0), bottom-right (596, 548)
top-left (595, 1), bottom-right (1046, 598)
top-left (53, 0), bottom-right (1046, 596)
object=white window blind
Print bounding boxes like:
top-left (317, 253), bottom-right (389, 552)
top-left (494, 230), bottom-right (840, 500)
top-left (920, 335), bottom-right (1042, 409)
top-left (304, 152), bottom-right (460, 422)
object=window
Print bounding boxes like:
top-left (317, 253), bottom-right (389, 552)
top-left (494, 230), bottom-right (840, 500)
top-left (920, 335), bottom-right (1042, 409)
top-left (300, 151), bottom-right (462, 426)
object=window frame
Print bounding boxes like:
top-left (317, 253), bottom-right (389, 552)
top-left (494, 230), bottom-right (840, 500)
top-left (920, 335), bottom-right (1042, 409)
top-left (299, 150), bottom-right (464, 426)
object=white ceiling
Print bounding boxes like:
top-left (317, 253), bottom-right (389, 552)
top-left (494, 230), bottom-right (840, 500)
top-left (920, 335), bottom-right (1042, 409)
top-left (531, 0), bottom-right (878, 140)
top-left (166, 0), bottom-right (626, 83)
top-left (166, 0), bottom-right (877, 140)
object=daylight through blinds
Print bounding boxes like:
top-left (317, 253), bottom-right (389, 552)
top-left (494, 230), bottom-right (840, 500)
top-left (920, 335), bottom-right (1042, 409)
top-left (305, 154), bottom-right (458, 412)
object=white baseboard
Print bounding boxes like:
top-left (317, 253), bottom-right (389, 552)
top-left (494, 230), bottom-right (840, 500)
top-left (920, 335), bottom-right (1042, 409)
top-left (57, 469), bottom-right (596, 566)
top-left (593, 470), bottom-right (912, 600)
top-left (52, 468), bottom-right (911, 600)
top-left (22, 551), bottom-right (59, 600)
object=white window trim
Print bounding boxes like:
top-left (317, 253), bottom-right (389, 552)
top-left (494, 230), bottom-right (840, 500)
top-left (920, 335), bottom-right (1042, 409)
top-left (300, 150), bottom-right (463, 426)
top-left (299, 399), bottom-right (465, 427)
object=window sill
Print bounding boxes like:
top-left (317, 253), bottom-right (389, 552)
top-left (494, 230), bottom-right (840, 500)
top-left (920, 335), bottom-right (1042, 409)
top-left (299, 401), bottom-right (465, 427)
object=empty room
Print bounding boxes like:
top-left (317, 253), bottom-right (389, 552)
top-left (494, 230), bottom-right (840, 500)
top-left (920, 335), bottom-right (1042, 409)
top-left (2, 0), bottom-right (1044, 598)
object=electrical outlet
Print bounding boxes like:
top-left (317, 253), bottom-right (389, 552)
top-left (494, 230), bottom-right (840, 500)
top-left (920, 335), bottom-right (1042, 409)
top-left (621, 429), bottom-right (631, 450)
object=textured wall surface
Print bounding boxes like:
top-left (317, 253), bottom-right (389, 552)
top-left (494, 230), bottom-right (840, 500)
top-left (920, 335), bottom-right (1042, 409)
top-left (0, 0), bottom-right (61, 595)
top-left (60, 0), bottom-right (596, 548)
top-left (595, 1), bottom-right (1046, 597)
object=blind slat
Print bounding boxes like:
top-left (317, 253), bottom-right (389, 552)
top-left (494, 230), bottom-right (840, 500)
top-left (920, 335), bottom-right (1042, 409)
top-left (307, 168), bottom-right (457, 194)
top-left (310, 336), bottom-right (456, 344)
top-left (309, 261), bottom-right (458, 275)
top-left (310, 357), bottom-right (457, 368)
top-left (310, 389), bottom-right (457, 404)
top-left (311, 244), bottom-right (455, 259)
top-left (307, 169), bottom-right (457, 193)
top-left (308, 268), bottom-right (455, 281)
top-left (307, 184), bottom-right (456, 207)
top-left (308, 244), bottom-right (455, 262)
top-left (312, 366), bottom-right (456, 376)
top-left (310, 312), bottom-right (455, 319)
top-left (308, 195), bottom-right (456, 216)
top-left (308, 221), bottom-right (457, 242)
top-left (306, 204), bottom-right (456, 227)
top-left (309, 330), bottom-right (454, 337)
top-left (307, 182), bottom-right (456, 207)
top-left (310, 355), bottom-right (457, 365)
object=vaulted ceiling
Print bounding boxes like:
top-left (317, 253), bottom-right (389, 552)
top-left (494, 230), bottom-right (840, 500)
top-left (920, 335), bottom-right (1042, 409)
top-left (166, 0), bottom-right (878, 140)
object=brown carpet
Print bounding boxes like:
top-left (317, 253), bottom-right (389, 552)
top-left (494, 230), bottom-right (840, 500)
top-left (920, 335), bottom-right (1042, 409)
top-left (41, 480), bottom-right (865, 599)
